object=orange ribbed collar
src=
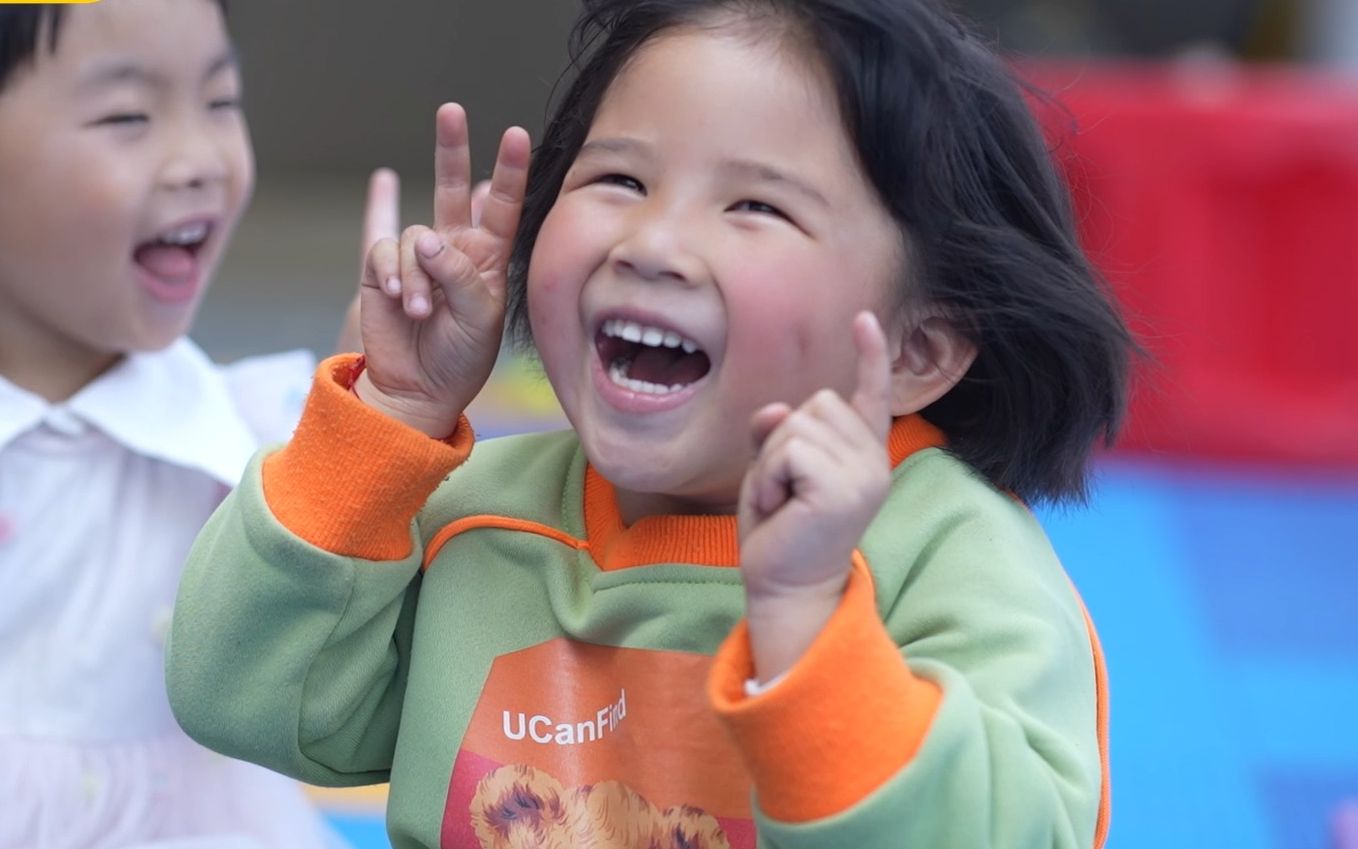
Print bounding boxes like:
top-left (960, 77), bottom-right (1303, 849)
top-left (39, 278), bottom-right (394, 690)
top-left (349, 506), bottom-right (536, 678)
top-left (582, 414), bottom-right (945, 571)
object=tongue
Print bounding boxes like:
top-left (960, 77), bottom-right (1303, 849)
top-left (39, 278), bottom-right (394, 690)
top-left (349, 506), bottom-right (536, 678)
top-left (134, 244), bottom-right (196, 281)
top-left (628, 346), bottom-right (709, 387)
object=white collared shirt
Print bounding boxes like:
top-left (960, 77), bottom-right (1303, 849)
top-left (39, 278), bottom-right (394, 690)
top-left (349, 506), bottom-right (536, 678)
top-left (0, 339), bottom-right (313, 741)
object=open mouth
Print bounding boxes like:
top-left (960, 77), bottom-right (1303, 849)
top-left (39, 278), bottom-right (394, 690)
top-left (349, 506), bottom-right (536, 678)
top-left (595, 318), bottom-right (712, 395)
top-left (133, 221), bottom-right (213, 283)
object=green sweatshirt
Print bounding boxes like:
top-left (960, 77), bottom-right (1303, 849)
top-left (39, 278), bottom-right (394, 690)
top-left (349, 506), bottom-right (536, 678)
top-left (167, 355), bottom-right (1108, 849)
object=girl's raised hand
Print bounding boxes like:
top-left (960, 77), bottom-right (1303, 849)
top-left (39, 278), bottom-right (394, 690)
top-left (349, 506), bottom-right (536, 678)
top-left (355, 104), bottom-right (531, 436)
top-left (736, 311), bottom-right (894, 679)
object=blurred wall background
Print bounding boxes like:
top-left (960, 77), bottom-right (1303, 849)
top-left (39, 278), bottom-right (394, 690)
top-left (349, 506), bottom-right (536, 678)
top-left (198, 0), bottom-right (576, 360)
top-left (199, 0), bottom-right (1358, 364)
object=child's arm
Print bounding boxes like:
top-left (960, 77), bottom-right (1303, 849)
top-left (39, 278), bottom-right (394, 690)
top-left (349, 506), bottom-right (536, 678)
top-left (735, 311), bottom-right (894, 683)
top-left (713, 500), bottom-right (1105, 849)
top-left (715, 314), bottom-right (1104, 848)
top-left (166, 359), bottom-right (471, 785)
top-left (167, 105), bottom-right (530, 785)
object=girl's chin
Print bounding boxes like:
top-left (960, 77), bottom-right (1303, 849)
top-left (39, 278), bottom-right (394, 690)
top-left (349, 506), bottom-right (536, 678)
top-left (586, 451), bottom-right (740, 517)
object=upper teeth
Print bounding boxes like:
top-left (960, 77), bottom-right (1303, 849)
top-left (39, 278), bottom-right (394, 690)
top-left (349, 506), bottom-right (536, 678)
top-left (159, 223), bottom-right (209, 246)
top-left (602, 319), bottom-right (698, 354)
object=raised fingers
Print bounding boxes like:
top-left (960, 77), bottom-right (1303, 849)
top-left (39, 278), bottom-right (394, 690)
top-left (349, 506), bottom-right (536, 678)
top-left (849, 311), bottom-right (893, 441)
top-left (433, 103), bottom-right (473, 235)
top-left (475, 126), bottom-right (532, 250)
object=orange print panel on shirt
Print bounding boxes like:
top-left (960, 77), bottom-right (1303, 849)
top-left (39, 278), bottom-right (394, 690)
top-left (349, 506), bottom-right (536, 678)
top-left (443, 638), bottom-right (755, 849)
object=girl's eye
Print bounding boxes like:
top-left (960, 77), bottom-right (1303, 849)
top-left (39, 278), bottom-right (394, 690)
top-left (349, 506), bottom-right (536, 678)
top-left (209, 97), bottom-right (243, 112)
top-left (730, 199), bottom-right (791, 221)
top-left (94, 113), bottom-right (149, 127)
top-left (598, 173), bottom-right (644, 193)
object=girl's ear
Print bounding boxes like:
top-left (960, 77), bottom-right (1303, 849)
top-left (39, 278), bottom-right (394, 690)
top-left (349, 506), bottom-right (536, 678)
top-left (886, 315), bottom-right (977, 417)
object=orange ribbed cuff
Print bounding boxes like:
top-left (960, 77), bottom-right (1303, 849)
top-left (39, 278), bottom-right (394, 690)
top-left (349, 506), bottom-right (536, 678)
top-left (261, 354), bottom-right (473, 560)
top-left (708, 555), bottom-right (941, 823)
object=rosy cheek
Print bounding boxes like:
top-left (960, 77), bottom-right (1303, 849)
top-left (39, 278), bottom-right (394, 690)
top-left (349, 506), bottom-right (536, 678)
top-left (527, 210), bottom-right (599, 327)
top-left (528, 267), bottom-right (587, 379)
top-left (724, 280), bottom-right (801, 350)
top-left (723, 273), bottom-right (852, 396)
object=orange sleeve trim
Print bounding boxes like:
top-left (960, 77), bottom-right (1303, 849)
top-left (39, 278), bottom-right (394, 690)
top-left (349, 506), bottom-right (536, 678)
top-left (1081, 602), bottom-right (1112, 849)
top-left (707, 553), bottom-right (942, 823)
top-left (261, 354), bottom-right (473, 561)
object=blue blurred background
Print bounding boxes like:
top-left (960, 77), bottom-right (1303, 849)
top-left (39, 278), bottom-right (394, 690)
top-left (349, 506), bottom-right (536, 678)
top-left (195, 1), bottom-right (1358, 847)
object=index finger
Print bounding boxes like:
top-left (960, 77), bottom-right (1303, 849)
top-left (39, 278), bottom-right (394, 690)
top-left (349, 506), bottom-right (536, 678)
top-left (849, 311), bottom-right (892, 441)
top-left (433, 102), bottom-right (473, 234)
top-left (362, 168), bottom-right (400, 256)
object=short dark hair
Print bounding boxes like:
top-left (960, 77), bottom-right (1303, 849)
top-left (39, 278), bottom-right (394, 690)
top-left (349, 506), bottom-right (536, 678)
top-left (506, 0), bottom-right (1134, 505)
top-left (0, 1), bottom-right (228, 94)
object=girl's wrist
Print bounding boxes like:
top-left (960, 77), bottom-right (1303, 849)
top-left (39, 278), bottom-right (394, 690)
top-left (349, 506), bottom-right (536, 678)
top-left (352, 370), bottom-right (463, 438)
top-left (744, 573), bottom-right (848, 683)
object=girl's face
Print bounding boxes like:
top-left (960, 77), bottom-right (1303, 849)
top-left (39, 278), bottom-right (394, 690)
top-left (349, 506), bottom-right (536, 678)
top-left (528, 26), bottom-right (904, 519)
top-left (0, 0), bottom-right (252, 399)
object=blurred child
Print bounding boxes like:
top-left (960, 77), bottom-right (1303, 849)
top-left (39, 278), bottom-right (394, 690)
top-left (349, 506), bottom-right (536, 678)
top-left (0, 1), bottom-right (375, 846)
top-left (167, 0), bottom-right (1133, 847)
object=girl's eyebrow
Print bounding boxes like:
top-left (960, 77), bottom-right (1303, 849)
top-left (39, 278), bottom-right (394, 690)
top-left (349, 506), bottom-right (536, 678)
top-left (719, 158), bottom-right (830, 209)
top-left (577, 137), bottom-right (652, 160)
top-left (76, 49), bottom-right (238, 91)
top-left (577, 139), bottom-right (829, 208)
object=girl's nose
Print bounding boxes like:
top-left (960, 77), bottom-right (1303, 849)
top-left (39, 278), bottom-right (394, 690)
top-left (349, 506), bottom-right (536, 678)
top-left (609, 208), bottom-right (705, 285)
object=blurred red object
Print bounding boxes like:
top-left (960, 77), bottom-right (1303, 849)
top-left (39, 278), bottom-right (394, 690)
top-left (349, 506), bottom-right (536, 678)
top-left (1023, 61), bottom-right (1358, 467)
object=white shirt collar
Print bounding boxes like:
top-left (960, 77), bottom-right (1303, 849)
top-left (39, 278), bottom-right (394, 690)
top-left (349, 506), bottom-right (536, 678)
top-left (0, 338), bottom-right (259, 487)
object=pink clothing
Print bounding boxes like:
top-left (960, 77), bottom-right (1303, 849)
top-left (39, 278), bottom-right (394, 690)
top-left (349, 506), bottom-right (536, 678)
top-left (0, 340), bottom-right (336, 849)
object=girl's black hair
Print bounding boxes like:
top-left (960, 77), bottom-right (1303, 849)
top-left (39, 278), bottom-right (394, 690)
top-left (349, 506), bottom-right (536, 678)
top-left (0, 1), bottom-right (228, 94)
top-left (507, 0), bottom-right (1133, 505)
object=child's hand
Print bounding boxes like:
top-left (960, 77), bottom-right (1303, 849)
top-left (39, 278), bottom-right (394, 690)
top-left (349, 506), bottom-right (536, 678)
top-left (737, 312), bottom-right (893, 680)
top-left (354, 104), bottom-right (531, 436)
top-left (338, 173), bottom-right (495, 354)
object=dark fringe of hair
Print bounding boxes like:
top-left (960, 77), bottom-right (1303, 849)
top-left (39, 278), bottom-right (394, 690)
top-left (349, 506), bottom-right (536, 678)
top-left (1, 1), bottom-right (229, 94)
top-left (506, 0), bottom-right (1134, 504)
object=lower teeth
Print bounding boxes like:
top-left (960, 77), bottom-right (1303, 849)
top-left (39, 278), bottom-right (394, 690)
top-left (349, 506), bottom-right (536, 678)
top-left (609, 361), bottom-right (687, 395)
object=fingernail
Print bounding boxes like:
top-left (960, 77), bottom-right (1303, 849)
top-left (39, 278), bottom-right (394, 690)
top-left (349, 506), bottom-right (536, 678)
top-left (409, 294), bottom-right (429, 315)
top-left (417, 232), bottom-right (444, 258)
top-left (385, 276), bottom-right (401, 295)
